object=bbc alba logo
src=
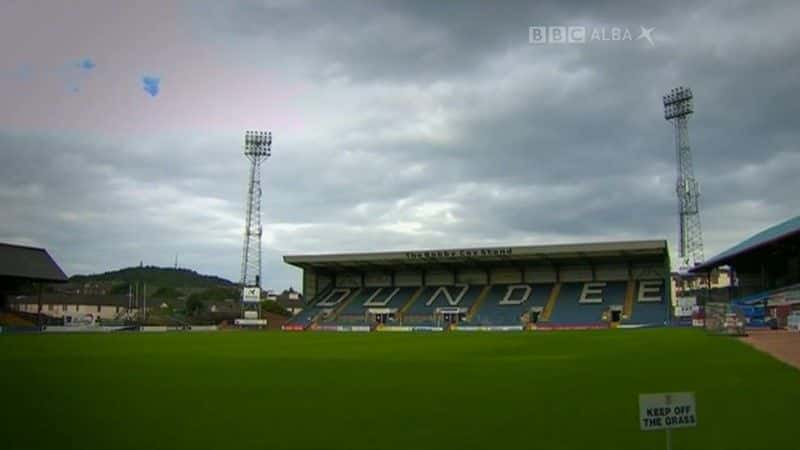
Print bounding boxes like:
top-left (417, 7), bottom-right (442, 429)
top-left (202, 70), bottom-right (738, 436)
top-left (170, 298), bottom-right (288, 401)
top-left (529, 26), bottom-right (656, 46)
top-left (529, 26), bottom-right (587, 44)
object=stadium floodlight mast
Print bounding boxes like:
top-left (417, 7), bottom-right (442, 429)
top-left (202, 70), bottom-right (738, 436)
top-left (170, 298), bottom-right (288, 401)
top-left (663, 87), bottom-right (704, 272)
top-left (239, 130), bottom-right (272, 319)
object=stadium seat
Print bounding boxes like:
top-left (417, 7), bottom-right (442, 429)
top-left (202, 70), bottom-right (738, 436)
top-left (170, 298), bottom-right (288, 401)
top-left (401, 285), bottom-right (482, 325)
top-left (338, 287), bottom-right (417, 315)
top-left (331, 287), bottom-right (418, 325)
top-left (547, 282), bottom-right (626, 325)
top-left (285, 286), bottom-right (352, 328)
top-left (406, 285), bottom-right (481, 312)
top-left (624, 280), bottom-right (668, 326)
top-left (469, 284), bottom-right (553, 326)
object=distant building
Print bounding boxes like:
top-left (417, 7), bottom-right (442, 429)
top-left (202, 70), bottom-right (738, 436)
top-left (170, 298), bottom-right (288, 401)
top-left (672, 267), bottom-right (731, 297)
top-left (263, 289), bottom-right (278, 302)
top-left (275, 288), bottom-right (304, 315)
top-left (8, 294), bottom-right (138, 323)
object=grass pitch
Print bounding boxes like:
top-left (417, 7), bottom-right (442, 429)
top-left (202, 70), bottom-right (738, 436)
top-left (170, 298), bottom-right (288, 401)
top-left (1, 328), bottom-right (798, 450)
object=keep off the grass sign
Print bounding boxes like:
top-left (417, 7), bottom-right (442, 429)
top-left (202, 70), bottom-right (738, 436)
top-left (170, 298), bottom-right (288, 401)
top-left (639, 392), bottom-right (697, 431)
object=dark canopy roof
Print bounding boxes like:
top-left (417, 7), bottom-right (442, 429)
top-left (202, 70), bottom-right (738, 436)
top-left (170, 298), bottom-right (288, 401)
top-left (691, 215), bottom-right (800, 273)
top-left (284, 240), bottom-right (669, 272)
top-left (0, 242), bottom-right (68, 282)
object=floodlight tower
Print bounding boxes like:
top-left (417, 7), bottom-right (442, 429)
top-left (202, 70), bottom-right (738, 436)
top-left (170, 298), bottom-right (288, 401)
top-left (239, 130), bottom-right (272, 319)
top-left (663, 87), bottom-right (704, 271)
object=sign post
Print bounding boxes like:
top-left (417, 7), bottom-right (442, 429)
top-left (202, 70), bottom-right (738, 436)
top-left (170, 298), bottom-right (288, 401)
top-left (242, 286), bottom-right (261, 303)
top-left (639, 392), bottom-right (697, 450)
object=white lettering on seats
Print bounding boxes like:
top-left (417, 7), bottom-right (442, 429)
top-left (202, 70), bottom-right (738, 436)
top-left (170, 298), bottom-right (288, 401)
top-left (638, 280), bottom-right (663, 303)
top-left (316, 288), bottom-right (351, 307)
top-left (499, 285), bottom-right (532, 305)
top-left (425, 284), bottom-right (469, 306)
top-left (362, 288), bottom-right (383, 306)
top-left (364, 288), bottom-right (400, 307)
top-left (579, 282), bottom-right (606, 304)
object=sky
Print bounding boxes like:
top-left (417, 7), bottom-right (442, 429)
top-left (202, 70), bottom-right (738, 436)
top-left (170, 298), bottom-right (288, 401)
top-left (1, 0), bottom-right (799, 292)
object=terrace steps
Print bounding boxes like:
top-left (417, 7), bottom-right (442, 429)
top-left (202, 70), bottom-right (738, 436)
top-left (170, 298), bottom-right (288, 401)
top-left (398, 286), bottom-right (425, 322)
top-left (331, 288), bottom-right (362, 320)
top-left (466, 285), bottom-right (492, 321)
top-left (541, 283), bottom-right (561, 322)
top-left (622, 279), bottom-right (636, 321)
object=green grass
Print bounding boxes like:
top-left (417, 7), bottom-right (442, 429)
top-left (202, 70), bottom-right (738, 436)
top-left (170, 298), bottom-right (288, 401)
top-left (1, 329), bottom-right (798, 450)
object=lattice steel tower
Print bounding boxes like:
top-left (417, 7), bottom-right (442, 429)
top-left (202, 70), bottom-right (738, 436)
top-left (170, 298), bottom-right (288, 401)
top-left (239, 130), bottom-right (272, 317)
top-left (663, 87), bottom-right (704, 270)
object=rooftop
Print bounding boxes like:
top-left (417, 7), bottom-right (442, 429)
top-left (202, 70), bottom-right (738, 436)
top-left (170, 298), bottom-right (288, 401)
top-left (691, 216), bottom-right (800, 273)
top-left (0, 242), bottom-right (68, 283)
top-left (284, 240), bottom-right (668, 271)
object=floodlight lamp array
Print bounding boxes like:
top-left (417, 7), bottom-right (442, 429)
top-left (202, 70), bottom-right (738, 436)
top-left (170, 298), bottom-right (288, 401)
top-left (663, 86), bottom-right (693, 120)
top-left (244, 130), bottom-right (272, 156)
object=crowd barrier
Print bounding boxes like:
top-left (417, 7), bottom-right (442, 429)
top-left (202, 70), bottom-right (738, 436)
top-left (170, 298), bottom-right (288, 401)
top-left (377, 326), bottom-right (414, 332)
top-left (0, 326), bottom-right (45, 334)
top-left (188, 325), bottom-right (218, 332)
top-left (43, 325), bottom-right (129, 333)
top-left (533, 323), bottom-right (609, 331)
top-left (140, 326), bottom-right (169, 333)
top-left (409, 326), bottom-right (444, 332)
top-left (316, 325), bottom-right (372, 332)
top-left (454, 325), bottom-right (524, 332)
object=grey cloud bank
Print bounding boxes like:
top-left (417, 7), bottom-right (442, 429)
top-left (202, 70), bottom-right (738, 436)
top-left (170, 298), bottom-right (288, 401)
top-left (1, 0), bottom-right (799, 291)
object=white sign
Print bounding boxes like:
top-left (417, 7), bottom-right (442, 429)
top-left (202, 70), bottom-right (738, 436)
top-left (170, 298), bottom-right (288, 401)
top-left (242, 287), bottom-right (261, 303)
top-left (674, 297), bottom-right (697, 317)
top-left (788, 312), bottom-right (800, 331)
top-left (639, 392), bottom-right (697, 431)
top-left (235, 318), bottom-right (267, 326)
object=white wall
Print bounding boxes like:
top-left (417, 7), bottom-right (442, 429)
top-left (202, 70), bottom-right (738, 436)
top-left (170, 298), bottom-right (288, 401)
top-left (524, 267), bottom-right (557, 283)
top-left (395, 271), bottom-right (422, 286)
top-left (560, 266), bottom-right (593, 282)
top-left (426, 270), bottom-right (455, 286)
top-left (336, 272), bottom-right (362, 287)
top-left (16, 303), bottom-right (134, 320)
top-left (364, 271), bottom-right (392, 287)
top-left (490, 268), bottom-right (522, 284)
top-left (457, 269), bottom-right (487, 285)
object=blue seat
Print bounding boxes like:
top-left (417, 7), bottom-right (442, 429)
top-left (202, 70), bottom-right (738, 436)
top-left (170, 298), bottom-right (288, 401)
top-left (338, 287), bottom-right (417, 316)
top-left (548, 282), bottom-right (626, 325)
top-left (470, 284), bottom-right (553, 326)
top-left (286, 286), bottom-right (349, 326)
top-left (405, 285), bottom-right (482, 316)
top-left (627, 280), bottom-right (668, 326)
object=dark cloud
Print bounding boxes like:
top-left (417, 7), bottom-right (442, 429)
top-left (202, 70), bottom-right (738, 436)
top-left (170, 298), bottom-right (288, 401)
top-left (1, 0), bottom-right (799, 290)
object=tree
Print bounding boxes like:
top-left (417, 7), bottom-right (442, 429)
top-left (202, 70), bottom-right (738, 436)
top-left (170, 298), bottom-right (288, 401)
top-left (152, 286), bottom-right (181, 299)
top-left (261, 300), bottom-right (291, 317)
top-left (185, 296), bottom-right (205, 316)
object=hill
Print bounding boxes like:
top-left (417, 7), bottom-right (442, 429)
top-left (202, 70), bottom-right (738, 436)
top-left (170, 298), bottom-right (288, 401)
top-left (69, 266), bottom-right (235, 289)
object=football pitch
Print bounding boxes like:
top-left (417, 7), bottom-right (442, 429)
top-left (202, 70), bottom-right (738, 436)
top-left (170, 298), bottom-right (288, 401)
top-left (2, 328), bottom-right (798, 450)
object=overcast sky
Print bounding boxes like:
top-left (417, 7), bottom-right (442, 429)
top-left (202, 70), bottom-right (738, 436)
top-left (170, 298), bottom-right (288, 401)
top-left (1, 0), bottom-right (798, 291)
